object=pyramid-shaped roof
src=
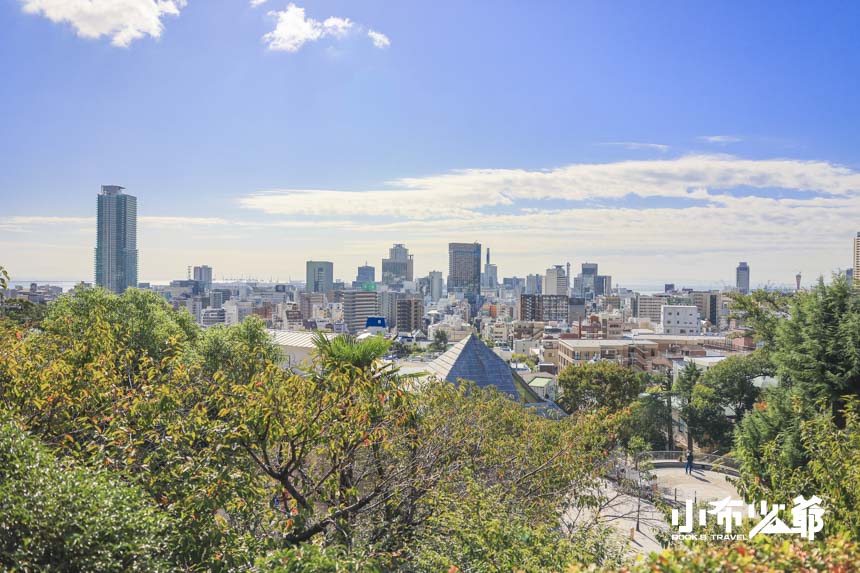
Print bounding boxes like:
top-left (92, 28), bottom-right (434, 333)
top-left (426, 335), bottom-right (545, 404)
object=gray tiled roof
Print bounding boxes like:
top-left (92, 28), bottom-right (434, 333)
top-left (427, 335), bottom-right (517, 394)
top-left (426, 335), bottom-right (547, 406)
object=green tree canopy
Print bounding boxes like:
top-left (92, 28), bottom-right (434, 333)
top-left (0, 416), bottom-right (177, 572)
top-left (557, 361), bottom-right (650, 413)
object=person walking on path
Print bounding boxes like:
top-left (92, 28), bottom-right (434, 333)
top-left (685, 450), bottom-right (693, 475)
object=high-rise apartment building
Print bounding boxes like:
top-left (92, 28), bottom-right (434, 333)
top-left (636, 294), bottom-right (670, 324)
top-left (193, 265), bottom-right (213, 292)
top-left (381, 244), bottom-right (414, 285)
top-left (396, 297), bottom-right (424, 332)
top-left (518, 294), bottom-right (570, 323)
top-left (853, 233), bottom-right (860, 288)
top-left (544, 265), bottom-right (569, 296)
top-left (343, 290), bottom-right (379, 334)
top-left (379, 291), bottom-right (402, 328)
top-left (95, 185), bottom-right (138, 294)
top-left (447, 242), bottom-right (481, 298)
top-left (306, 261), bottom-right (334, 294)
top-left (736, 261), bottom-right (750, 294)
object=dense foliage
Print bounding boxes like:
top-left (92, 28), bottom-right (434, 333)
top-left (2, 273), bottom-right (860, 571)
top-left (0, 416), bottom-right (176, 572)
top-left (558, 361), bottom-right (651, 413)
top-left (734, 276), bottom-right (860, 503)
top-left (609, 534), bottom-right (860, 572)
top-left (0, 285), bottom-right (627, 571)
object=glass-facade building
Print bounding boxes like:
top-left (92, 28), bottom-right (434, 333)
top-left (447, 242), bottom-right (481, 301)
top-left (95, 185), bottom-right (138, 294)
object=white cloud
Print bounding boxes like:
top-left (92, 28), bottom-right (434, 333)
top-left (367, 29), bottom-right (390, 49)
top-left (250, 0), bottom-right (268, 6)
top-left (262, 4), bottom-right (323, 52)
top-left (323, 16), bottom-right (352, 38)
top-left (233, 155), bottom-right (860, 282)
top-left (699, 135), bottom-right (743, 144)
top-left (19, 0), bottom-right (186, 47)
top-left (601, 141), bottom-right (669, 152)
top-left (262, 4), bottom-right (385, 53)
top-left (239, 155), bottom-right (860, 220)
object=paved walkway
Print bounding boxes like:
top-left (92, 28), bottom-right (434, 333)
top-left (568, 466), bottom-right (741, 557)
top-left (651, 466), bottom-right (739, 505)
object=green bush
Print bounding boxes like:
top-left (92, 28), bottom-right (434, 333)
top-left (0, 417), bottom-right (177, 572)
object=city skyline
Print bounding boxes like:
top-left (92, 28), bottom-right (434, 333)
top-left (6, 185), bottom-right (858, 293)
top-left (3, 2), bottom-right (860, 285)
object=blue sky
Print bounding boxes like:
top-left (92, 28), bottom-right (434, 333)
top-left (2, 1), bottom-right (860, 287)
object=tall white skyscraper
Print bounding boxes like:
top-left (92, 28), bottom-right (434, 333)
top-left (95, 185), bottom-right (138, 294)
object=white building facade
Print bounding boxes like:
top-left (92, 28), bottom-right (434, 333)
top-left (660, 305), bottom-right (701, 335)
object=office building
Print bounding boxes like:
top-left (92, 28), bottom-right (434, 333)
top-left (306, 261), bottom-right (334, 294)
top-left (428, 271), bottom-right (444, 302)
top-left (569, 296), bottom-right (587, 325)
top-left (354, 264), bottom-right (375, 287)
top-left (299, 292), bottom-right (326, 320)
top-left (482, 248), bottom-right (498, 289)
top-left (544, 265), bottom-right (569, 296)
top-left (736, 262), bottom-right (750, 294)
top-left (382, 244), bottom-right (414, 285)
top-left (223, 299), bottom-right (253, 326)
top-left (209, 290), bottom-right (224, 310)
top-left (357, 264), bottom-right (376, 284)
top-left (636, 294), bottom-right (670, 324)
top-left (200, 307), bottom-right (226, 327)
top-left (343, 290), bottom-right (380, 334)
top-left (447, 242), bottom-right (481, 298)
top-left (525, 273), bottom-right (542, 295)
top-left (690, 291), bottom-right (720, 327)
top-left (661, 305), bottom-right (701, 336)
top-left (575, 263), bottom-right (609, 299)
top-left (518, 294), bottom-right (570, 323)
top-left (503, 276), bottom-right (526, 293)
top-left (95, 185), bottom-right (138, 294)
top-left (595, 274), bottom-right (611, 297)
top-left (193, 265), bottom-right (213, 292)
